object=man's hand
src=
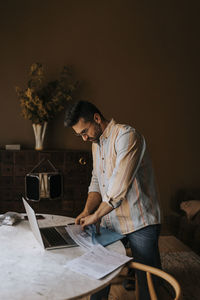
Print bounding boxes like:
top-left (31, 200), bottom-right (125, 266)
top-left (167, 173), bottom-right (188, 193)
top-left (80, 213), bottom-right (99, 230)
top-left (79, 202), bottom-right (113, 231)
top-left (75, 192), bottom-right (102, 225)
top-left (75, 210), bottom-right (89, 225)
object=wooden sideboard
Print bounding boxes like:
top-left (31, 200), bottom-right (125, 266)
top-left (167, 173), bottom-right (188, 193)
top-left (0, 150), bottom-right (92, 217)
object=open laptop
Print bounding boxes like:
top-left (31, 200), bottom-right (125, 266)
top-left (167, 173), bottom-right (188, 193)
top-left (22, 197), bottom-right (77, 250)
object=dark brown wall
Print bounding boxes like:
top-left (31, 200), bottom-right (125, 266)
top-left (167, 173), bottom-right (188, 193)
top-left (0, 0), bottom-right (200, 216)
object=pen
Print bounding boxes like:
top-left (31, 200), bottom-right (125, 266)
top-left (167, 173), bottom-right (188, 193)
top-left (96, 222), bottom-right (101, 235)
top-left (24, 215), bottom-right (45, 220)
top-left (67, 222), bottom-right (75, 225)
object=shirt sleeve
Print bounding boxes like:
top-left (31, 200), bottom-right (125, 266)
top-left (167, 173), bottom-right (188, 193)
top-left (103, 128), bottom-right (146, 208)
top-left (88, 169), bottom-right (101, 194)
top-left (88, 144), bottom-right (101, 194)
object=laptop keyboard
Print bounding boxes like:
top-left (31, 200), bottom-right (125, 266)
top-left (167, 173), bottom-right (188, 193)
top-left (40, 227), bottom-right (67, 246)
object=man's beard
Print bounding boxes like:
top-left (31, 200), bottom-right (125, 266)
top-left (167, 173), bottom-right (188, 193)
top-left (88, 123), bottom-right (102, 143)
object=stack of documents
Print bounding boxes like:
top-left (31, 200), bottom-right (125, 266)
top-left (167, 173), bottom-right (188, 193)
top-left (65, 224), bottom-right (95, 250)
top-left (65, 224), bottom-right (124, 250)
top-left (65, 244), bottom-right (132, 279)
top-left (65, 224), bottom-right (132, 279)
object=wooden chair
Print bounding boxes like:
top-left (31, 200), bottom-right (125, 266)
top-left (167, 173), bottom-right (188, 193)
top-left (127, 261), bottom-right (181, 300)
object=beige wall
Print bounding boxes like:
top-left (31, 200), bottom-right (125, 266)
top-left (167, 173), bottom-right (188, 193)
top-left (0, 0), bottom-right (200, 217)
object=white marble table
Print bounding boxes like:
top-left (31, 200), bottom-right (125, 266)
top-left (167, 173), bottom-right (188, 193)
top-left (0, 214), bottom-right (126, 300)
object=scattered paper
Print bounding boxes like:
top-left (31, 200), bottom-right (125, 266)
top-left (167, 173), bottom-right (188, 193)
top-left (65, 244), bottom-right (132, 279)
top-left (65, 224), bottom-right (95, 250)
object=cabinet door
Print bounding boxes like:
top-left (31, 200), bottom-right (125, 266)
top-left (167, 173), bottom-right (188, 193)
top-left (64, 151), bottom-right (91, 184)
top-left (62, 151), bottom-right (92, 216)
top-left (0, 150), bottom-right (92, 216)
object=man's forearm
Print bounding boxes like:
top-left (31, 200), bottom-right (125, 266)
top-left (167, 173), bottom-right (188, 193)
top-left (84, 192), bottom-right (102, 214)
top-left (94, 201), bottom-right (113, 220)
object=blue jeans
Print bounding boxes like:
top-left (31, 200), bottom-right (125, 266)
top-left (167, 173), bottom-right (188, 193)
top-left (127, 224), bottom-right (161, 299)
top-left (90, 224), bottom-right (161, 300)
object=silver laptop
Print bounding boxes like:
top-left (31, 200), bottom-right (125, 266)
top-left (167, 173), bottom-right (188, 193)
top-left (22, 197), bottom-right (77, 250)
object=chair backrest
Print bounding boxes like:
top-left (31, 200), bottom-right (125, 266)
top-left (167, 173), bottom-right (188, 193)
top-left (128, 261), bottom-right (181, 300)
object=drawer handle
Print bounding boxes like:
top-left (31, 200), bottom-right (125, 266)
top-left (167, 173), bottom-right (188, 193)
top-left (79, 157), bottom-right (86, 165)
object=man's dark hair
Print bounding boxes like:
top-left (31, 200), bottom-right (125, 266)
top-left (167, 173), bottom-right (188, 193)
top-left (64, 100), bottom-right (104, 127)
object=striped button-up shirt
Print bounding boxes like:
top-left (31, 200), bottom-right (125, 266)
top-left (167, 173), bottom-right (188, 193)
top-left (88, 119), bottom-right (161, 235)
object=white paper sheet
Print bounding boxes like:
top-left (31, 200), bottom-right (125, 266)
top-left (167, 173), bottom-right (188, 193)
top-left (65, 224), bottom-right (95, 250)
top-left (65, 244), bottom-right (132, 279)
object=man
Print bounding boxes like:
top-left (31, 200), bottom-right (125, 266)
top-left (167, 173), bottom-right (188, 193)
top-left (64, 100), bottom-right (161, 300)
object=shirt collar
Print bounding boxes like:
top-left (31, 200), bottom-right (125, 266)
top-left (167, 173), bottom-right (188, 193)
top-left (100, 119), bottom-right (116, 141)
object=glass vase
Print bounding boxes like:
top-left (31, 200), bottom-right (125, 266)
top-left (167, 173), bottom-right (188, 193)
top-left (32, 122), bottom-right (47, 150)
